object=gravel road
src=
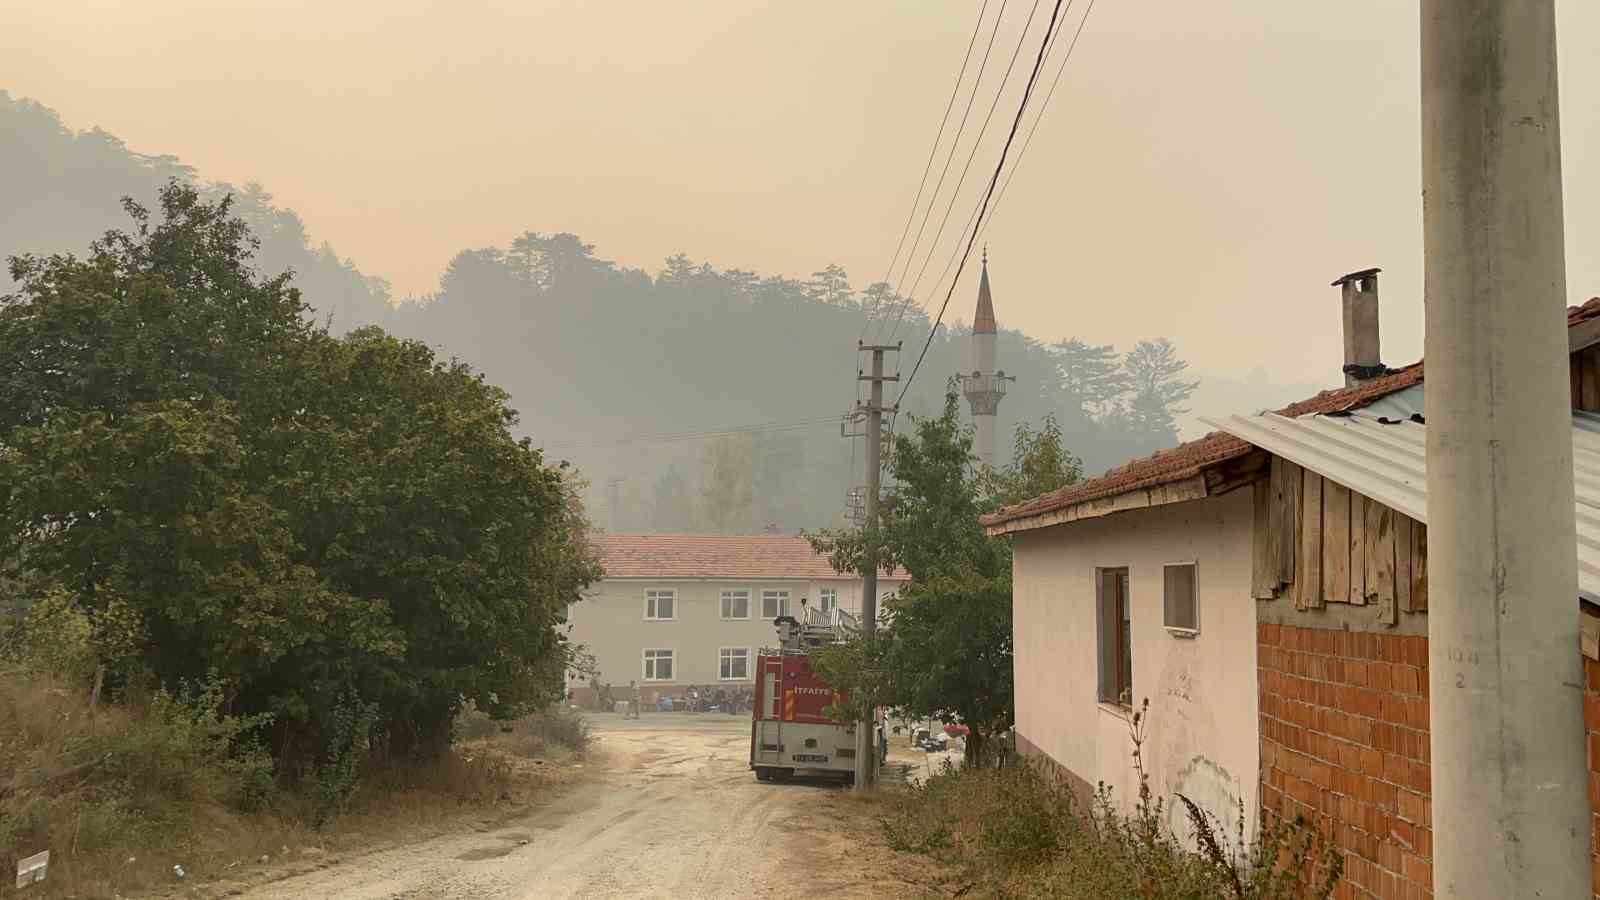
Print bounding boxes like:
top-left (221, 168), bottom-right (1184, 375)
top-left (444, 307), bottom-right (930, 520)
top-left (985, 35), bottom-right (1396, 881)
top-left (229, 714), bottom-right (910, 900)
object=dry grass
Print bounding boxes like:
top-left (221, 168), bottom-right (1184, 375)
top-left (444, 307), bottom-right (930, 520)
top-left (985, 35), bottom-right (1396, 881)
top-left (872, 763), bottom-right (1341, 900)
top-left (0, 669), bottom-right (584, 899)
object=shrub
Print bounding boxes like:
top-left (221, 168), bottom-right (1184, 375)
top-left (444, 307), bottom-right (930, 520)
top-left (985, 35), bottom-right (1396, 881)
top-left (876, 698), bottom-right (1343, 899)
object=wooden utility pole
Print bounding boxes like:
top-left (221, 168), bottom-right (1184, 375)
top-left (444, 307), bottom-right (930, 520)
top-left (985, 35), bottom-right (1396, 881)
top-left (853, 342), bottom-right (898, 792)
top-left (1421, 2), bottom-right (1587, 895)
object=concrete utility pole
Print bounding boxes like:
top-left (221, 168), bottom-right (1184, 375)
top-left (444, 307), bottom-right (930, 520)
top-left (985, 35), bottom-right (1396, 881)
top-left (1421, 2), bottom-right (1587, 895)
top-left (853, 342), bottom-right (898, 792)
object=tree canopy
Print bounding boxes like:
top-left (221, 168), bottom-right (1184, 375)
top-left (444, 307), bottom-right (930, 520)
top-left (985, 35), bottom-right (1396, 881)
top-left (807, 391), bottom-right (1081, 763)
top-left (0, 183), bottom-right (599, 766)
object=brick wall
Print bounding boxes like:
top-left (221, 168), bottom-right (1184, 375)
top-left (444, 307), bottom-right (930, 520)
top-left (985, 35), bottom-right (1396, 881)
top-left (1258, 623), bottom-right (1432, 899)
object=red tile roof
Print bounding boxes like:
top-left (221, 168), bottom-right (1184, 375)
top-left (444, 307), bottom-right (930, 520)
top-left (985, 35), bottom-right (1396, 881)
top-left (984, 298), bottom-right (1600, 531)
top-left (595, 533), bottom-right (905, 581)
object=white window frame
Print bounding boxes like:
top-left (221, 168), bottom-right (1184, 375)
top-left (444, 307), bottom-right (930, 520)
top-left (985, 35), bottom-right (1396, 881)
top-left (761, 589), bottom-right (790, 619)
top-left (718, 647), bottom-right (751, 681)
top-left (1162, 560), bottom-right (1200, 638)
top-left (643, 648), bottom-right (675, 682)
top-left (818, 588), bottom-right (837, 614)
top-left (720, 589), bottom-right (751, 621)
top-left (644, 588), bottom-right (676, 621)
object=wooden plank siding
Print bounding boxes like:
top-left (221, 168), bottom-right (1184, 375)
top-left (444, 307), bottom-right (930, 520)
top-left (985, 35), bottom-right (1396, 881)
top-left (1252, 456), bottom-right (1427, 624)
top-left (1574, 344), bottom-right (1600, 413)
top-left (1297, 473), bottom-right (1324, 610)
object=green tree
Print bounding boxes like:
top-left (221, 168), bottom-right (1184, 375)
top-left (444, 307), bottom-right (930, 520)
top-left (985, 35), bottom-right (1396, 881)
top-left (809, 391), bottom-right (1080, 764)
top-left (1053, 338), bottom-right (1129, 418)
top-left (1122, 338), bottom-right (1199, 440)
top-left (700, 435), bottom-right (754, 534)
top-left (649, 466), bottom-right (697, 532)
top-left (0, 182), bottom-right (597, 771)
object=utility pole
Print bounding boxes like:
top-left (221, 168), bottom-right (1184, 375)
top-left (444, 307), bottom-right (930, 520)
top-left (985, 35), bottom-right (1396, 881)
top-left (1422, 2), bottom-right (1587, 896)
top-left (850, 341), bottom-right (898, 792)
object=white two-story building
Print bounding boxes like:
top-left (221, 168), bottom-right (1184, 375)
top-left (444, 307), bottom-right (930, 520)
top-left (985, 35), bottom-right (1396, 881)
top-left (567, 533), bottom-right (906, 706)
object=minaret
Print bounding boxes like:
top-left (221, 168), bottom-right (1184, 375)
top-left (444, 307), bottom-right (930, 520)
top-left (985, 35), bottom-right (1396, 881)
top-left (961, 248), bottom-right (1010, 467)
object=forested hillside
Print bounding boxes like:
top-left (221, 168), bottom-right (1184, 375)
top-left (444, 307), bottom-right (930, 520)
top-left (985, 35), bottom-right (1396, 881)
top-left (2, 92), bottom-right (1200, 533)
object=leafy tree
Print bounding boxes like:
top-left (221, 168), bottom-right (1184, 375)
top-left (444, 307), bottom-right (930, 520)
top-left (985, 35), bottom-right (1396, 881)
top-left (809, 391), bottom-right (1080, 764)
top-left (1122, 338), bottom-right (1200, 440)
top-left (980, 414), bottom-right (1083, 509)
top-left (1053, 338), bottom-right (1130, 417)
top-left (0, 182), bottom-right (597, 770)
top-left (649, 466), bottom-right (697, 532)
top-left (700, 435), bottom-right (755, 534)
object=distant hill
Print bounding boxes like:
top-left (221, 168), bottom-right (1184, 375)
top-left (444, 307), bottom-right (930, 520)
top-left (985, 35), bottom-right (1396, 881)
top-left (0, 91), bottom-right (393, 333)
top-left (2, 91), bottom-right (1254, 533)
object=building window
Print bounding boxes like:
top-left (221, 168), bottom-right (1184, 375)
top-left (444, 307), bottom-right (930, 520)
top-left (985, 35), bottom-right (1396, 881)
top-left (819, 588), bottom-right (837, 614)
top-left (643, 649), bottom-right (674, 681)
top-left (720, 590), bottom-right (750, 620)
top-left (645, 589), bottom-right (676, 621)
top-left (1164, 563), bottom-right (1199, 635)
top-left (761, 589), bottom-right (790, 619)
top-left (1098, 568), bottom-right (1132, 707)
top-left (719, 647), bottom-right (750, 680)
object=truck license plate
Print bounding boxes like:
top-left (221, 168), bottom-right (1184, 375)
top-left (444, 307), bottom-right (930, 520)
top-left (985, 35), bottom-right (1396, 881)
top-left (793, 754), bottom-right (828, 763)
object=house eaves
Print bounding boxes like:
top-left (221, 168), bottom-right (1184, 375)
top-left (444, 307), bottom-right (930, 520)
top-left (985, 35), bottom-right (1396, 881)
top-left (1206, 409), bottom-right (1600, 602)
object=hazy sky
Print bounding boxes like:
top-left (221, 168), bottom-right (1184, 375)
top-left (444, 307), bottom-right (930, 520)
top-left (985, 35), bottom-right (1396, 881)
top-left (3, 1), bottom-right (1597, 385)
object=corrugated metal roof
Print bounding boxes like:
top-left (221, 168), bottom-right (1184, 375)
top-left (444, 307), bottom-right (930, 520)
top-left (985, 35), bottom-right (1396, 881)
top-left (1204, 410), bottom-right (1600, 602)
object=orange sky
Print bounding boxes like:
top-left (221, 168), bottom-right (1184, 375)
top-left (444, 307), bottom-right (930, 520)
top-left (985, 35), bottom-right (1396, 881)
top-left (3, 1), bottom-right (1597, 384)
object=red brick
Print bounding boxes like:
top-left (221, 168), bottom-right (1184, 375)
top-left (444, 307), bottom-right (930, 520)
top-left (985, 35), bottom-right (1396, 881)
top-left (1372, 779), bottom-right (1399, 813)
top-left (1590, 732), bottom-right (1600, 770)
top-left (1346, 659), bottom-right (1369, 687)
top-left (1587, 657), bottom-right (1600, 691)
top-left (1360, 747), bottom-right (1384, 775)
top-left (1261, 622), bottom-right (1281, 647)
top-left (1373, 722), bottom-right (1399, 754)
top-left (1394, 665), bottom-right (1421, 696)
top-left (1390, 817), bottom-right (1417, 851)
top-left (1416, 825), bottom-right (1432, 858)
top-left (1408, 761), bottom-right (1432, 794)
top-left (1398, 790), bottom-right (1428, 824)
top-left (1407, 696), bottom-right (1431, 731)
top-left (1407, 636), bottom-right (1429, 668)
top-left (1383, 753), bottom-right (1410, 787)
top-left (1370, 662), bottom-right (1395, 693)
top-left (1402, 852), bottom-right (1433, 889)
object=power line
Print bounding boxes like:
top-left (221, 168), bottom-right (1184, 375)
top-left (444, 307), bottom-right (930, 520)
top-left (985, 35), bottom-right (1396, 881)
top-left (868, 0), bottom-right (1011, 345)
top-left (861, 0), bottom-right (993, 342)
top-left (889, 0), bottom-right (1049, 342)
top-left (882, 0), bottom-right (1044, 347)
top-left (904, 0), bottom-right (1097, 333)
top-left (895, 0), bottom-right (1068, 411)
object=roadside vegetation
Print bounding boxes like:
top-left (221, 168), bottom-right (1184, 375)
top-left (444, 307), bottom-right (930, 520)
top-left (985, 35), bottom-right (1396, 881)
top-left (809, 393), bottom-right (1081, 764)
top-left (874, 704), bottom-right (1342, 899)
top-left (0, 184), bottom-right (600, 897)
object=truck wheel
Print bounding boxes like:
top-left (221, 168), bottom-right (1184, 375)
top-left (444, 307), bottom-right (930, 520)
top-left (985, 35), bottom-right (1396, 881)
top-left (754, 767), bottom-right (771, 782)
top-left (771, 768), bottom-right (793, 783)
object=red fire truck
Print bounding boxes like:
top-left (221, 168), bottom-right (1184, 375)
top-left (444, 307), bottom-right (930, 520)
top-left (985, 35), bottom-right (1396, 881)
top-left (749, 609), bottom-right (863, 783)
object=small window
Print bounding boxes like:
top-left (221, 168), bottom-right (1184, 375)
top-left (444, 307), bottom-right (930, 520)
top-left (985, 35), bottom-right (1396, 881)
top-left (645, 589), bottom-right (676, 620)
top-left (1164, 563), bottom-right (1199, 635)
top-left (643, 649), bottom-right (674, 681)
top-left (819, 588), bottom-right (837, 614)
top-left (719, 647), bottom-right (750, 680)
top-left (1098, 568), bottom-right (1133, 707)
top-left (761, 589), bottom-right (790, 619)
top-left (720, 590), bottom-right (750, 620)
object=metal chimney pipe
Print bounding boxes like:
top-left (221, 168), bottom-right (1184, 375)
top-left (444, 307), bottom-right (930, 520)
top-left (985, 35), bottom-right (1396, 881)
top-left (1332, 268), bottom-right (1384, 387)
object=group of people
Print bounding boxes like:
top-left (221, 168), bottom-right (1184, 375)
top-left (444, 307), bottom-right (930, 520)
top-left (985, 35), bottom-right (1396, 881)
top-left (582, 678), bottom-right (753, 716)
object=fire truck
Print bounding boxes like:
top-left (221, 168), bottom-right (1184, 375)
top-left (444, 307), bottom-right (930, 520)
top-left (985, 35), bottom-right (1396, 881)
top-left (749, 604), bottom-right (865, 783)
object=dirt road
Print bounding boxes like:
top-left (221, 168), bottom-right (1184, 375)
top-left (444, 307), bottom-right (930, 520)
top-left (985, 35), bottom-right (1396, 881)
top-left (229, 714), bottom-right (914, 900)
